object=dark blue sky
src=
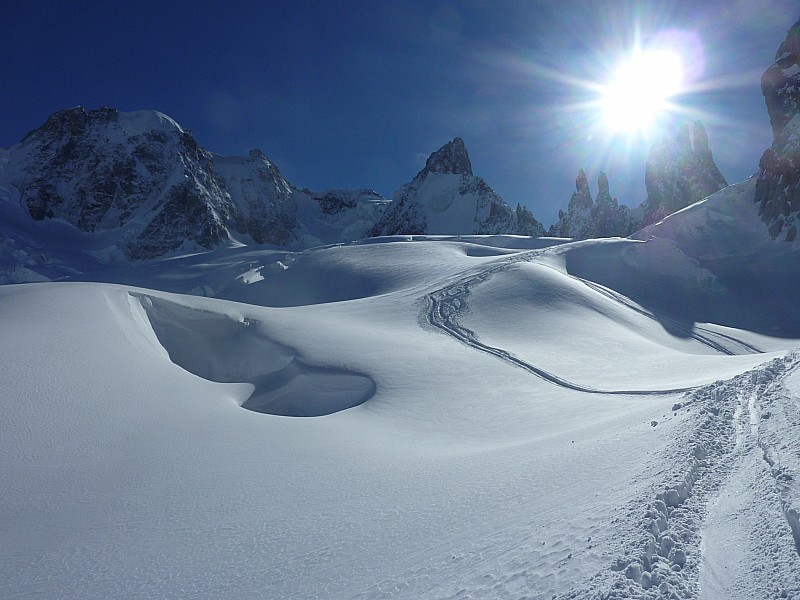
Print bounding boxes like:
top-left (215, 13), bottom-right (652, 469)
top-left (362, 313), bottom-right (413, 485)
top-left (1, 1), bottom-right (797, 225)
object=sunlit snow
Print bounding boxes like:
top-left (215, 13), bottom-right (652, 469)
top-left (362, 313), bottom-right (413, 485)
top-left (2, 178), bottom-right (800, 599)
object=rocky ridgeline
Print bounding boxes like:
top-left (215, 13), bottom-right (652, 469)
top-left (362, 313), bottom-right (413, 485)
top-left (755, 19), bottom-right (800, 241)
top-left (549, 169), bottom-right (635, 238)
top-left (0, 113), bottom-right (546, 260)
top-left (0, 107), bottom-right (389, 260)
top-left (553, 121), bottom-right (728, 240)
top-left (369, 137), bottom-right (545, 237)
top-left (5, 25), bottom-right (799, 264)
top-left (642, 121), bottom-right (728, 227)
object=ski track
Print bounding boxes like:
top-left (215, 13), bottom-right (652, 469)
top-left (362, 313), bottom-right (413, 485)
top-left (420, 248), bottom-right (800, 598)
top-left (424, 249), bottom-right (759, 397)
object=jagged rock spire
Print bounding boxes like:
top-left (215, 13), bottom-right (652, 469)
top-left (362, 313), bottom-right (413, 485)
top-left (754, 19), bottom-right (800, 240)
top-left (693, 121), bottom-right (710, 155)
top-left (418, 137), bottom-right (473, 178)
top-left (569, 169), bottom-right (592, 213)
top-left (597, 172), bottom-right (609, 196)
top-left (549, 170), bottom-right (635, 239)
top-left (642, 121), bottom-right (727, 226)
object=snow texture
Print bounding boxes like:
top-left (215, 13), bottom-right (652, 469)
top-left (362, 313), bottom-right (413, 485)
top-left (3, 172), bottom-right (800, 599)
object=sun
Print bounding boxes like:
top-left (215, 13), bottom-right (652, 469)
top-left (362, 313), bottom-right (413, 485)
top-left (599, 48), bottom-right (684, 134)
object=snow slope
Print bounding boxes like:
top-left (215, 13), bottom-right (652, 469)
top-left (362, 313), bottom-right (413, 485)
top-left (3, 177), bottom-right (800, 598)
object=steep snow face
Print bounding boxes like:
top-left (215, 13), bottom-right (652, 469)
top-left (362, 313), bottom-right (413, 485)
top-left (755, 19), bottom-right (800, 240)
top-left (369, 138), bottom-right (543, 237)
top-left (1, 106), bottom-right (237, 260)
top-left (212, 150), bottom-right (298, 245)
top-left (114, 109), bottom-right (185, 137)
top-left (297, 188), bottom-right (389, 246)
top-left (564, 178), bottom-right (800, 335)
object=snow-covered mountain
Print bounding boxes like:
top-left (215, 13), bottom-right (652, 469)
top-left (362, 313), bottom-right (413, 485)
top-left (369, 137), bottom-right (546, 237)
top-left (755, 18), bottom-right (800, 240)
top-left (0, 107), bottom-right (389, 260)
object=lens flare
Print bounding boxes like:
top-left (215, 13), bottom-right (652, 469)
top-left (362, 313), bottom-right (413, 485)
top-left (600, 49), bottom-right (684, 133)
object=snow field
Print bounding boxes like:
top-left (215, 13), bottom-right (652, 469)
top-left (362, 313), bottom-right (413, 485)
top-left (4, 176), bottom-right (800, 597)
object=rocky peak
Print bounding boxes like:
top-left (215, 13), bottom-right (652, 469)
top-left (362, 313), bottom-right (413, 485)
top-left (369, 136), bottom-right (542, 237)
top-left (551, 170), bottom-right (633, 239)
top-left (676, 123), bottom-right (691, 151)
top-left (642, 121), bottom-right (727, 225)
top-left (3, 106), bottom-right (238, 259)
top-left (754, 19), bottom-right (800, 240)
top-left (597, 172), bottom-right (609, 197)
top-left (762, 20), bottom-right (800, 144)
top-left (569, 169), bottom-right (592, 213)
top-left (693, 121), bottom-right (710, 155)
top-left (417, 137), bottom-right (473, 179)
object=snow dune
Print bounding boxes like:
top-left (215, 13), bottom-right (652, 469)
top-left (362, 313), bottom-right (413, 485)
top-left (3, 178), bottom-right (800, 598)
top-left (137, 292), bottom-right (375, 416)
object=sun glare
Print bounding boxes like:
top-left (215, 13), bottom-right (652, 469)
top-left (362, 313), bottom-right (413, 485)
top-left (600, 49), bottom-right (684, 134)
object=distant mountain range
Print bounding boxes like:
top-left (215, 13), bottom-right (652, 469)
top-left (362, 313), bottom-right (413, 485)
top-left (1, 17), bottom-right (798, 263)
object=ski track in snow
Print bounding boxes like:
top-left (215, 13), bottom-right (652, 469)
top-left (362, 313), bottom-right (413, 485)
top-left (421, 248), bottom-right (800, 598)
top-left (424, 249), bottom-right (758, 396)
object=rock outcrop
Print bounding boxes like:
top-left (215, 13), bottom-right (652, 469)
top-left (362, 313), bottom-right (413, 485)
top-left (3, 107), bottom-right (237, 260)
top-left (642, 121), bottom-right (727, 226)
top-left (754, 19), bottom-right (800, 241)
top-left (0, 107), bottom-right (389, 259)
top-left (369, 138), bottom-right (545, 237)
top-left (551, 169), bottom-right (593, 238)
top-left (550, 170), bottom-right (634, 238)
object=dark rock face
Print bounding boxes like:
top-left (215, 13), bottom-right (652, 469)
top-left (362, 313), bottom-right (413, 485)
top-left (515, 204), bottom-right (546, 237)
top-left (369, 137), bottom-right (545, 237)
top-left (592, 173), bottom-right (635, 238)
top-left (419, 137), bottom-right (473, 177)
top-left (7, 107), bottom-right (238, 260)
top-left (552, 169), bottom-right (593, 237)
top-left (1, 107), bottom-right (390, 259)
top-left (550, 171), bottom-right (633, 239)
top-left (642, 121), bottom-right (727, 226)
top-left (754, 19), bottom-right (800, 241)
top-left (313, 190), bottom-right (358, 215)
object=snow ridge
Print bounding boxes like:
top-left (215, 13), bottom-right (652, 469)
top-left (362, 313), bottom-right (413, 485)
top-left (425, 250), bottom-right (757, 395)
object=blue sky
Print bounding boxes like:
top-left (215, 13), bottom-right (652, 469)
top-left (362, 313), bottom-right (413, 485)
top-left (1, 1), bottom-right (797, 225)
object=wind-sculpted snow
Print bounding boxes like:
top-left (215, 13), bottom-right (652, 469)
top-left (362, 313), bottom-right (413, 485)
top-left (425, 248), bottom-right (765, 395)
top-left (135, 293), bottom-right (375, 416)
